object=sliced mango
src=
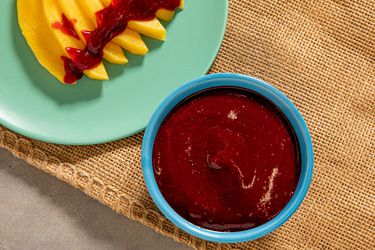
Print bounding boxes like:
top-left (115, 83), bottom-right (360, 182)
top-left (58, 0), bottom-right (127, 65)
top-left (156, 9), bottom-right (175, 22)
top-left (42, 0), bottom-right (108, 81)
top-left (156, 0), bottom-right (184, 21)
top-left (103, 42), bottom-right (128, 64)
top-left (100, 0), bottom-right (113, 8)
top-left (77, 0), bottom-right (104, 22)
top-left (128, 19), bottom-right (166, 41)
top-left (112, 29), bottom-right (149, 55)
top-left (100, 0), bottom-right (166, 41)
top-left (18, 0), bottom-right (108, 83)
top-left (79, 0), bottom-right (148, 55)
top-left (18, 0), bottom-right (65, 82)
top-left (18, 0), bottom-right (183, 84)
top-left (77, 0), bottom-right (129, 64)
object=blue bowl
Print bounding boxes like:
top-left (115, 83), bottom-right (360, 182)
top-left (142, 73), bottom-right (314, 243)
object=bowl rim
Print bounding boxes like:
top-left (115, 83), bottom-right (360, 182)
top-left (142, 73), bottom-right (314, 243)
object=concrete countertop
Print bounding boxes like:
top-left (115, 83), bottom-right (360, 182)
top-left (0, 148), bottom-right (189, 250)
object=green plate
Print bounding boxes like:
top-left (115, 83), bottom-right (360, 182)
top-left (0, 0), bottom-right (228, 145)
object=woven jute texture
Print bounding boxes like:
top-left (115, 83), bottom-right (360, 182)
top-left (1, 0), bottom-right (374, 249)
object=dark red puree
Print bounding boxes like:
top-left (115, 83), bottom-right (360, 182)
top-left (153, 88), bottom-right (301, 232)
top-left (52, 15), bottom-right (80, 40)
top-left (60, 0), bottom-right (181, 84)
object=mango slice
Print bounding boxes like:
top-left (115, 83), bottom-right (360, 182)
top-left (156, 9), bottom-right (175, 22)
top-left (129, 0), bottom-right (185, 40)
top-left (42, 0), bottom-right (108, 81)
top-left (157, 1), bottom-right (184, 21)
top-left (58, 0), bottom-right (127, 65)
top-left (18, 0), bottom-right (183, 83)
top-left (128, 19), bottom-right (167, 41)
top-left (18, 0), bottom-right (65, 82)
top-left (100, 0), bottom-right (166, 41)
top-left (18, 0), bottom-right (108, 83)
top-left (79, 0), bottom-right (148, 55)
top-left (112, 29), bottom-right (149, 55)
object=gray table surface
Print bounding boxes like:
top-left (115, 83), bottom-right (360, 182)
top-left (0, 148), bottom-right (189, 250)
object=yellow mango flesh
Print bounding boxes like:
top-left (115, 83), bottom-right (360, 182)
top-left (156, 0), bottom-right (184, 21)
top-left (18, 0), bottom-right (182, 83)
top-left (18, 0), bottom-right (64, 82)
top-left (43, 0), bottom-right (108, 81)
top-left (79, 0), bottom-right (148, 55)
top-left (18, 0), bottom-right (108, 83)
top-left (128, 0), bottom-right (185, 40)
top-left (100, 0), bottom-right (166, 41)
top-left (156, 9), bottom-right (175, 22)
top-left (58, 0), bottom-right (127, 65)
top-left (112, 29), bottom-right (149, 55)
top-left (77, 0), bottom-right (130, 64)
top-left (128, 19), bottom-right (166, 41)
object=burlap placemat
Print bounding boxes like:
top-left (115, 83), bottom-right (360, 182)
top-left (1, 0), bottom-right (374, 249)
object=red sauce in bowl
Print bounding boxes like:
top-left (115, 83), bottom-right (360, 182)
top-left (153, 88), bottom-right (301, 232)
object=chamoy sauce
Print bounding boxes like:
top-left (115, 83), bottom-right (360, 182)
top-left (52, 15), bottom-right (80, 40)
top-left (153, 89), bottom-right (301, 232)
top-left (60, 0), bottom-right (181, 83)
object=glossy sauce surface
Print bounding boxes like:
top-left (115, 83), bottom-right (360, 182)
top-left (153, 89), bottom-right (300, 232)
top-left (60, 0), bottom-right (181, 83)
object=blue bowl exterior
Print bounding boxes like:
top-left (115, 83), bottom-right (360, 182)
top-left (142, 73), bottom-right (314, 243)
